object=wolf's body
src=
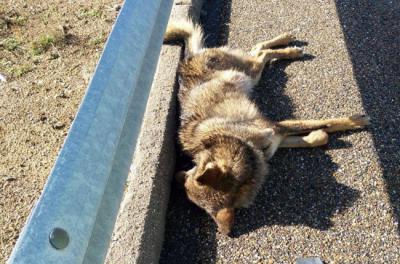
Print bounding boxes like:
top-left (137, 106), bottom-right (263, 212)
top-left (165, 19), bottom-right (369, 235)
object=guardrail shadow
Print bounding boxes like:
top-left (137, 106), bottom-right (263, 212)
top-left (334, 1), bottom-right (400, 233)
top-left (201, 0), bottom-right (232, 47)
top-left (160, 0), bottom-right (232, 263)
top-left (160, 172), bottom-right (218, 264)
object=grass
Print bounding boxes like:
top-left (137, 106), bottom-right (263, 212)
top-left (0, 59), bottom-right (32, 78)
top-left (31, 32), bottom-right (64, 55)
top-left (79, 8), bottom-right (102, 18)
top-left (11, 64), bottom-right (33, 77)
top-left (0, 58), bottom-right (11, 69)
top-left (89, 33), bottom-right (106, 47)
top-left (0, 14), bottom-right (27, 27)
top-left (10, 15), bottom-right (27, 26)
top-left (1, 38), bottom-right (21, 51)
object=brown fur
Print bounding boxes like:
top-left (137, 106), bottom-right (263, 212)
top-left (165, 19), bottom-right (369, 235)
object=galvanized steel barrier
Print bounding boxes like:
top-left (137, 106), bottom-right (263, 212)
top-left (8, 0), bottom-right (173, 263)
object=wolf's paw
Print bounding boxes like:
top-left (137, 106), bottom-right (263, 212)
top-left (279, 32), bottom-right (296, 43)
top-left (349, 114), bottom-right (370, 127)
top-left (288, 47), bottom-right (304, 58)
top-left (304, 129), bottom-right (329, 146)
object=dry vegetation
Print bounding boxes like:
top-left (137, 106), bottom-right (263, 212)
top-left (0, 0), bottom-right (122, 261)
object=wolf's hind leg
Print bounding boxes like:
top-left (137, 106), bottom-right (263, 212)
top-left (250, 33), bottom-right (295, 55)
top-left (277, 114), bottom-right (370, 135)
top-left (279, 130), bottom-right (329, 148)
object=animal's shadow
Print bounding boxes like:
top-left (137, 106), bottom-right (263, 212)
top-left (233, 147), bottom-right (360, 236)
top-left (231, 56), bottom-right (360, 236)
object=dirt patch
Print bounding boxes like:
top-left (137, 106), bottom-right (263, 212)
top-left (0, 0), bottom-right (122, 261)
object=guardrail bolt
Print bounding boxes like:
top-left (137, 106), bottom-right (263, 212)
top-left (49, 227), bottom-right (69, 250)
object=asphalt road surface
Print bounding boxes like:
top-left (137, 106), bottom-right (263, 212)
top-left (160, 0), bottom-right (400, 263)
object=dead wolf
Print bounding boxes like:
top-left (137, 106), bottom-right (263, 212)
top-left (164, 18), bottom-right (369, 235)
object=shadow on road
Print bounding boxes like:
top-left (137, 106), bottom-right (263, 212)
top-left (231, 43), bottom-right (360, 235)
top-left (334, 1), bottom-right (400, 233)
top-left (160, 177), bottom-right (218, 264)
top-left (160, 1), bottom-right (232, 263)
top-left (201, 0), bottom-right (232, 47)
top-left (233, 147), bottom-right (360, 236)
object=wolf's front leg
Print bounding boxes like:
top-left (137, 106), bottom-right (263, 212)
top-left (251, 47), bottom-right (303, 84)
top-left (250, 32), bottom-right (296, 56)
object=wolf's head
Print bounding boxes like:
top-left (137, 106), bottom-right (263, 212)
top-left (178, 134), bottom-right (269, 235)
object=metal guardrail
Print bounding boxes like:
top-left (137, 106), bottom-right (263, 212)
top-left (8, 0), bottom-right (173, 263)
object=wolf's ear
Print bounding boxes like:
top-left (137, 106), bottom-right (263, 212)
top-left (195, 162), bottom-right (222, 186)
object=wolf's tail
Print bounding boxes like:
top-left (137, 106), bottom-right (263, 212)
top-left (164, 18), bottom-right (204, 57)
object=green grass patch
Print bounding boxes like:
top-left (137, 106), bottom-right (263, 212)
top-left (79, 8), bottom-right (102, 18)
top-left (1, 14), bottom-right (27, 27)
top-left (0, 58), bottom-right (11, 69)
top-left (1, 37), bottom-right (21, 51)
top-left (11, 15), bottom-right (27, 26)
top-left (89, 33), bottom-right (106, 47)
top-left (32, 33), bottom-right (64, 55)
top-left (11, 64), bottom-right (33, 77)
top-left (0, 59), bottom-right (33, 78)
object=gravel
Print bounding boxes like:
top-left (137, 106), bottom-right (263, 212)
top-left (160, 0), bottom-right (400, 263)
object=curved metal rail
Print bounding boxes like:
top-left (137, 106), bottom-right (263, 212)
top-left (8, 0), bottom-right (173, 263)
